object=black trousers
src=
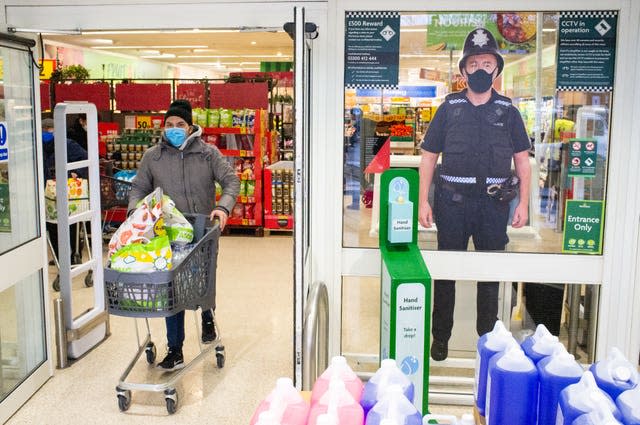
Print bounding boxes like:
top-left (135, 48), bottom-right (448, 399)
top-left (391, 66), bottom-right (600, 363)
top-left (432, 182), bottom-right (510, 342)
top-left (46, 221), bottom-right (79, 262)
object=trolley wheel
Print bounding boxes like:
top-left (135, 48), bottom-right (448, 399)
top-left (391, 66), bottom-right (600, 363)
top-left (72, 252), bottom-right (82, 265)
top-left (116, 387), bottom-right (131, 412)
top-left (215, 345), bottom-right (225, 368)
top-left (145, 342), bottom-right (157, 364)
top-left (84, 270), bottom-right (94, 287)
top-left (53, 275), bottom-right (60, 292)
top-left (164, 389), bottom-right (178, 415)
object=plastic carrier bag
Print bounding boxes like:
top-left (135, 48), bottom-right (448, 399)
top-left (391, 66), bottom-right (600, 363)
top-left (44, 178), bottom-right (89, 220)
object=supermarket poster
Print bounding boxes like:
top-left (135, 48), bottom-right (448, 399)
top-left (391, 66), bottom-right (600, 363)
top-left (556, 11), bottom-right (617, 91)
top-left (562, 200), bottom-right (604, 254)
top-left (345, 11), bottom-right (400, 89)
top-left (426, 13), bottom-right (537, 53)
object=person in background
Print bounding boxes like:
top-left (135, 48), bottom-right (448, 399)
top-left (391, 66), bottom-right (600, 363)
top-left (42, 118), bottom-right (88, 265)
top-left (418, 28), bottom-right (531, 361)
top-left (67, 115), bottom-right (88, 151)
top-left (129, 99), bottom-right (240, 371)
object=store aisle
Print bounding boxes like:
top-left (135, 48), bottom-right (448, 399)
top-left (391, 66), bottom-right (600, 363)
top-left (7, 234), bottom-right (294, 424)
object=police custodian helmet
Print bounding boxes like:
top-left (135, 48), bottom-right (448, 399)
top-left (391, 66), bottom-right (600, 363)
top-left (458, 27), bottom-right (504, 76)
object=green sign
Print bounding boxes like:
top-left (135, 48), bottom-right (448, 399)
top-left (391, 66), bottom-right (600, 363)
top-left (568, 138), bottom-right (598, 177)
top-left (556, 11), bottom-right (617, 91)
top-left (0, 183), bottom-right (10, 233)
top-left (562, 200), bottom-right (604, 254)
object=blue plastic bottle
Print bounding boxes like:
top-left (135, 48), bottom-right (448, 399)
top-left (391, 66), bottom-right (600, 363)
top-left (360, 359), bottom-right (414, 416)
top-left (616, 386), bottom-right (640, 425)
top-left (474, 320), bottom-right (517, 416)
top-left (571, 399), bottom-right (623, 425)
top-left (556, 371), bottom-right (622, 425)
top-left (521, 324), bottom-right (562, 364)
top-left (364, 385), bottom-right (421, 425)
top-left (485, 345), bottom-right (538, 425)
top-left (536, 345), bottom-right (584, 425)
top-left (589, 347), bottom-right (639, 400)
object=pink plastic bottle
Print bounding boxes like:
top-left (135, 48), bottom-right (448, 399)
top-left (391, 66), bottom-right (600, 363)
top-left (308, 379), bottom-right (365, 425)
top-left (249, 377), bottom-right (310, 425)
top-left (311, 356), bottom-right (364, 405)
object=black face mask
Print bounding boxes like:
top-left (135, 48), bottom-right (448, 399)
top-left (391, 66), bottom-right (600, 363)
top-left (466, 69), bottom-right (494, 93)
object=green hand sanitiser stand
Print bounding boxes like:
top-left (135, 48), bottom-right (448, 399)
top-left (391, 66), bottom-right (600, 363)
top-left (379, 168), bottom-right (432, 414)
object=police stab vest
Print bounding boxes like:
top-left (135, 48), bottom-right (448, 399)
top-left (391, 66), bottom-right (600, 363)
top-left (440, 92), bottom-right (515, 181)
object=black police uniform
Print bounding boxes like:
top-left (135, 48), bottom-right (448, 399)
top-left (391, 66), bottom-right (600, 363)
top-left (420, 88), bottom-right (530, 342)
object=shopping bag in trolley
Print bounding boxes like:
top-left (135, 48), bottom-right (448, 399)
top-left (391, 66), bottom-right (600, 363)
top-left (104, 214), bottom-right (219, 318)
top-left (44, 177), bottom-right (89, 220)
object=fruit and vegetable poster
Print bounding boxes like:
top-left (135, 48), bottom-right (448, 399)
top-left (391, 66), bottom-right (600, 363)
top-left (345, 11), bottom-right (400, 89)
top-left (426, 13), bottom-right (537, 53)
top-left (562, 200), bottom-right (604, 254)
top-left (556, 11), bottom-right (617, 91)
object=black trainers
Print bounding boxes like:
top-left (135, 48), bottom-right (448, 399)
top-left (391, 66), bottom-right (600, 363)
top-left (202, 320), bottom-right (217, 344)
top-left (157, 348), bottom-right (184, 371)
top-left (431, 339), bottom-right (448, 361)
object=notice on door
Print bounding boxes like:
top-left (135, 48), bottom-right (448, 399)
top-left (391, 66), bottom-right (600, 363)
top-left (556, 10), bottom-right (617, 91)
top-left (345, 11), bottom-right (400, 89)
top-left (562, 200), bottom-right (604, 254)
top-left (568, 138), bottom-right (597, 177)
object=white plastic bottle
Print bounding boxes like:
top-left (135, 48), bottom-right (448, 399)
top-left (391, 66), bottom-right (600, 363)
top-left (360, 359), bottom-right (415, 415)
top-left (520, 323), bottom-right (562, 364)
top-left (474, 320), bottom-right (518, 416)
top-left (589, 347), bottom-right (639, 400)
top-left (311, 356), bottom-right (364, 406)
top-left (616, 386), bottom-right (640, 425)
top-left (364, 385), bottom-right (421, 425)
top-left (571, 399), bottom-right (623, 425)
top-left (556, 371), bottom-right (622, 425)
top-left (249, 377), bottom-right (310, 425)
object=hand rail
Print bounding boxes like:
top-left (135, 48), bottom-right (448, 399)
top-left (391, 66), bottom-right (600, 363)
top-left (302, 281), bottom-right (329, 390)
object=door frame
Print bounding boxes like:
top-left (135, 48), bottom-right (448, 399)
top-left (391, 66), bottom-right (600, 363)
top-left (330, 0), bottom-right (640, 369)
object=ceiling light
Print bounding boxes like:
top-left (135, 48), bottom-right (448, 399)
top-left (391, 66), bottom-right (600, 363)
top-left (277, 52), bottom-right (283, 57)
top-left (177, 54), bottom-right (291, 59)
top-left (83, 38), bottom-right (113, 45)
top-left (251, 41), bottom-right (257, 45)
top-left (140, 53), bottom-right (176, 59)
top-left (8, 27), bottom-right (81, 35)
top-left (193, 49), bottom-right (216, 53)
top-left (139, 49), bottom-right (160, 55)
top-left (93, 45), bottom-right (208, 50)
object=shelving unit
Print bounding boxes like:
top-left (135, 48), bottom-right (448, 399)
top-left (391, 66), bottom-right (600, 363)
top-left (203, 109), bottom-right (270, 235)
top-left (263, 161), bottom-right (294, 232)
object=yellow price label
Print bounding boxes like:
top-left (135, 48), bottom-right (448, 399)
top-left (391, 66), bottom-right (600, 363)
top-left (136, 116), bottom-right (152, 129)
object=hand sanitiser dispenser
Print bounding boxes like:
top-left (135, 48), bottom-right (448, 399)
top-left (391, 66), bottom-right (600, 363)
top-left (379, 168), bottom-right (431, 415)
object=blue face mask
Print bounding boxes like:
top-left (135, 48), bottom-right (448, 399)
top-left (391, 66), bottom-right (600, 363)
top-left (165, 127), bottom-right (187, 147)
top-left (42, 131), bottom-right (54, 144)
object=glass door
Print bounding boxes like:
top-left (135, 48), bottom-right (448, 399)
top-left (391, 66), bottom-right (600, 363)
top-left (0, 33), bottom-right (53, 423)
top-left (293, 6), bottom-right (314, 388)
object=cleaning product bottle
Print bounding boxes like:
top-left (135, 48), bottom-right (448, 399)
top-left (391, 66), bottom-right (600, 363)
top-left (364, 385), bottom-right (421, 425)
top-left (308, 379), bottom-right (365, 425)
top-left (422, 414), bottom-right (474, 425)
top-left (474, 320), bottom-right (518, 416)
top-left (589, 347), bottom-right (639, 400)
top-left (556, 371), bottom-right (622, 425)
top-left (311, 356), bottom-right (364, 406)
top-left (360, 359), bottom-right (415, 415)
top-left (249, 377), bottom-right (310, 425)
top-left (316, 413), bottom-right (339, 425)
top-left (616, 386), bottom-right (640, 425)
top-left (521, 323), bottom-right (563, 364)
top-left (485, 345), bottom-right (538, 425)
top-left (571, 398), bottom-right (623, 425)
top-left (536, 345), bottom-right (584, 425)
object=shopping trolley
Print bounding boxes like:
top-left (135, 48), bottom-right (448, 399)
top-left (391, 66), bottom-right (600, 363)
top-left (100, 168), bottom-right (134, 236)
top-left (104, 214), bottom-right (225, 415)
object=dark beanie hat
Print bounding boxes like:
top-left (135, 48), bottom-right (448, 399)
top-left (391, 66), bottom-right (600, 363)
top-left (165, 99), bottom-right (193, 125)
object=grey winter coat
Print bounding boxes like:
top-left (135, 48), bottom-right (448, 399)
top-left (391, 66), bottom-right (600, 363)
top-left (128, 125), bottom-right (240, 216)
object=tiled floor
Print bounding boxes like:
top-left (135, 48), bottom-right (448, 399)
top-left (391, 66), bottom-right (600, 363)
top-left (6, 229), bottom-right (493, 423)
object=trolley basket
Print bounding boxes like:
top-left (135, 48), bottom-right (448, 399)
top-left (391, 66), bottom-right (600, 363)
top-left (100, 173), bottom-right (133, 210)
top-left (104, 214), bottom-right (219, 318)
